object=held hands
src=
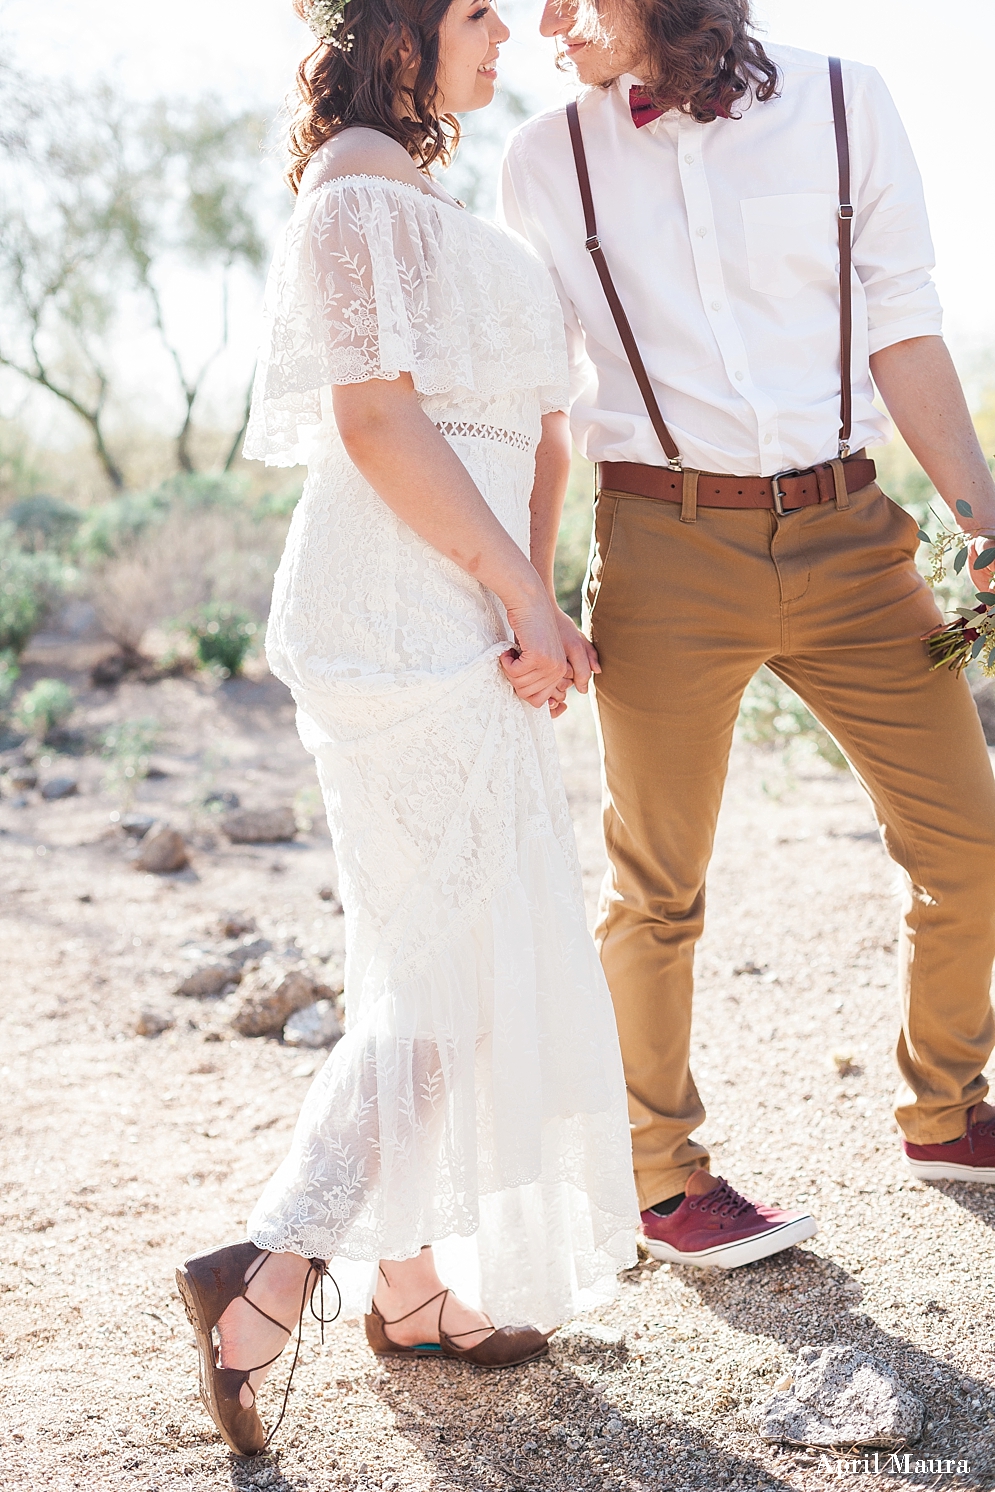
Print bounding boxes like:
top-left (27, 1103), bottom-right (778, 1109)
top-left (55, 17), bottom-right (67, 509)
top-left (501, 590), bottom-right (600, 717)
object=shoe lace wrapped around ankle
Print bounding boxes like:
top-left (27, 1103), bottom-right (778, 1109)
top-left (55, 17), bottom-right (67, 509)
top-left (689, 1180), bottom-right (754, 1219)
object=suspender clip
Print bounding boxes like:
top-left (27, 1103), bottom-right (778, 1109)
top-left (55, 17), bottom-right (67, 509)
top-left (838, 440), bottom-right (851, 459)
top-left (667, 456), bottom-right (683, 473)
top-left (585, 235), bottom-right (601, 253)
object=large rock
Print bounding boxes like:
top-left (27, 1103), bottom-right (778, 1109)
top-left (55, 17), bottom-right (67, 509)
top-left (230, 963), bottom-right (318, 1037)
top-left (175, 962), bottom-right (242, 997)
top-left (221, 806), bottom-right (296, 844)
top-left (283, 998), bottom-right (342, 1048)
top-left (134, 824), bottom-right (188, 874)
top-left (41, 776), bottom-right (78, 800)
top-left (751, 1345), bottom-right (924, 1448)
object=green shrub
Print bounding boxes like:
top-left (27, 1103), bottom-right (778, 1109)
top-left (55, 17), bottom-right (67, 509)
top-left (15, 678), bottom-right (75, 740)
top-left (101, 718), bottom-right (159, 807)
top-left (73, 490), bottom-right (168, 563)
top-left (186, 601), bottom-right (258, 676)
top-left (7, 494), bottom-right (82, 553)
top-left (738, 667), bottom-right (847, 770)
top-left (0, 650), bottom-right (19, 712)
top-left (0, 523), bottom-right (73, 656)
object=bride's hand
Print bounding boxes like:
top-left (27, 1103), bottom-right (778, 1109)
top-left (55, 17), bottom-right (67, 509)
top-left (501, 589), bottom-right (569, 710)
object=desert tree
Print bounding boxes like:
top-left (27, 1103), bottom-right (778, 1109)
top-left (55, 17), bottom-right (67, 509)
top-left (0, 64), bottom-right (275, 489)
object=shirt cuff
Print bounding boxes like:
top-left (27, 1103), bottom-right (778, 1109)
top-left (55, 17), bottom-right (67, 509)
top-left (867, 310), bottom-right (944, 357)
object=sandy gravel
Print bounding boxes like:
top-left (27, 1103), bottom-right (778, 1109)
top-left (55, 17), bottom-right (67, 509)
top-left (2, 629), bottom-right (994, 1492)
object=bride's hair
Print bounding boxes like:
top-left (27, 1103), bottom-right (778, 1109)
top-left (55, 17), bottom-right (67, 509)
top-left (288, 0), bottom-right (460, 192)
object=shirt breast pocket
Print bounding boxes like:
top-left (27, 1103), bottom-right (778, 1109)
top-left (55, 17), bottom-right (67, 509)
top-left (740, 194), bottom-right (838, 299)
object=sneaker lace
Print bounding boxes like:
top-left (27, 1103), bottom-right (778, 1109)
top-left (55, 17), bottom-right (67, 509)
top-left (689, 1179), bottom-right (755, 1219)
top-left (968, 1113), bottom-right (995, 1152)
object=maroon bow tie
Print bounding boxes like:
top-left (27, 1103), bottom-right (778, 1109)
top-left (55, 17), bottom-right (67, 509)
top-left (629, 86), bottom-right (664, 129)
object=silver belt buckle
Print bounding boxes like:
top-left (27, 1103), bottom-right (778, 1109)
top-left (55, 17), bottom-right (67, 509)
top-left (771, 468), bottom-right (801, 516)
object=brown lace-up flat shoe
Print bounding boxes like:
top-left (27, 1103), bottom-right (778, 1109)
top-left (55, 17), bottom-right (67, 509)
top-left (176, 1242), bottom-right (334, 1457)
top-left (365, 1287), bottom-right (551, 1369)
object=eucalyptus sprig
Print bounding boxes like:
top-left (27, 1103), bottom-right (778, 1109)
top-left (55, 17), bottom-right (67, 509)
top-left (919, 498), bottom-right (995, 676)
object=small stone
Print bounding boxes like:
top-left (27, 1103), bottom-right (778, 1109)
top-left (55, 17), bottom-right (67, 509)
top-left (221, 806), bottom-right (296, 843)
top-left (227, 937), bottom-right (273, 969)
top-left (120, 813), bottom-right (154, 838)
top-left (175, 963), bottom-right (242, 997)
top-left (134, 824), bottom-right (188, 874)
top-left (317, 885), bottom-right (341, 907)
top-left (230, 963), bottom-right (319, 1037)
top-left (7, 768), bottom-right (37, 790)
top-left (283, 998), bottom-right (342, 1048)
top-left (134, 1008), bottom-right (174, 1037)
top-left (40, 776), bottom-right (77, 800)
top-left (751, 1344), bottom-right (924, 1448)
top-left (204, 789), bottom-right (240, 809)
top-left (219, 912), bottom-right (256, 939)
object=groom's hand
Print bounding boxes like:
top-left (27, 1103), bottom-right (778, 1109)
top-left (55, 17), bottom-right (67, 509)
top-left (553, 608), bottom-right (601, 696)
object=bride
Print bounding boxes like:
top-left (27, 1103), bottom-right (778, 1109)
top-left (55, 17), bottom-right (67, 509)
top-left (176, 0), bottom-right (637, 1457)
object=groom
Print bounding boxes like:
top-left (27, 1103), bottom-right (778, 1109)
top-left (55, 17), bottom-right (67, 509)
top-left (502, 0), bottom-right (995, 1266)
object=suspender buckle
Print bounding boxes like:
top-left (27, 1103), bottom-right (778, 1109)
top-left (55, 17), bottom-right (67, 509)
top-left (771, 468), bottom-right (801, 516)
top-left (667, 456), bottom-right (683, 472)
top-left (838, 203), bottom-right (854, 221)
top-left (838, 440), bottom-right (851, 459)
top-left (585, 235), bottom-right (601, 253)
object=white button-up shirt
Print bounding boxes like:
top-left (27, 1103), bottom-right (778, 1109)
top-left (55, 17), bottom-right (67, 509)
top-left (500, 44), bottom-right (943, 477)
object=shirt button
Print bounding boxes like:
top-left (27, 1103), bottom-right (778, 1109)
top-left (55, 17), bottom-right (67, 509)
top-left (763, 434), bottom-right (773, 445)
top-left (734, 370), bottom-right (744, 381)
top-left (696, 226), bottom-right (708, 238)
top-left (684, 152), bottom-right (695, 163)
top-left (711, 299), bottom-right (722, 311)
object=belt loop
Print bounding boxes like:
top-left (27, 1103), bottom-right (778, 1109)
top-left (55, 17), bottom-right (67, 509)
top-left (829, 458), bottom-right (850, 511)
top-left (680, 469), bottom-right (699, 525)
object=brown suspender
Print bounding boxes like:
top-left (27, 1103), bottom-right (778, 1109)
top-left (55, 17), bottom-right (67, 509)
top-left (565, 56), bottom-right (854, 469)
top-left (829, 55), bottom-right (853, 456)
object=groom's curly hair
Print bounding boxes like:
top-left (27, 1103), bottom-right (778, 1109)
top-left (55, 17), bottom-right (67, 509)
top-left (624, 0), bottom-right (779, 121)
top-left (287, 0), bottom-right (458, 193)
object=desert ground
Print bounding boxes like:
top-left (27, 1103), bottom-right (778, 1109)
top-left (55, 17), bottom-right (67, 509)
top-left (2, 616), bottom-right (994, 1492)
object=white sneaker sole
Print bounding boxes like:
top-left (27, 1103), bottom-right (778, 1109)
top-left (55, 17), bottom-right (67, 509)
top-left (904, 1155), bottom-right (995, 1184)
top-left (641, 1213), bottom-right (818, 1270)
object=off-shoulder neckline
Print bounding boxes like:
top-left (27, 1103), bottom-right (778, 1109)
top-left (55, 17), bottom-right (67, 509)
top-left (301, 172), bottom-right (467, 213)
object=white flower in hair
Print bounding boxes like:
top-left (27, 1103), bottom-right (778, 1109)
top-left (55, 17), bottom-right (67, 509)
top-left (304, 0), bottom-right (351, 47)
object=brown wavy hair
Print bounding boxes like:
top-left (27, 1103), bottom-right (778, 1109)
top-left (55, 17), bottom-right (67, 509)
top-left (625, 0), bottom-right (779, 121)
top-left (287, 0), bottom-right (460, 193)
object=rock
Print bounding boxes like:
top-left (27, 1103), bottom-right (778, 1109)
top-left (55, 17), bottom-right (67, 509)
top-left (134, 1008), bottom-right (174, 1037)
top-left (317, 885), bottom-right (341, 907)
top-left (227, 937), bottom-right (272, 969)
top-left (134, 823), bottom-right (188, 874)
top-left (751, 1344), bottom-right (924, 1448)
top-left (90, 651), bottom-right (130, 687)
top-left (283, 998), bottom-right (342, 1048)
top-left (230, 963), bottom-right (318, 1037)
top-left (41, 776), bottom-right (78, 800)
top-left (121, 813), bottom-right (154, 838)
top-left (175, 963), bottom-right (242, 997)
top-left (205, 789), bottom-right (240, 810)
top-left (7, 767), bottom-right (37, 791)
top-left (219, 912), bottom-right (256, 939)
top-left (221, 806), bottom-right (296, 844)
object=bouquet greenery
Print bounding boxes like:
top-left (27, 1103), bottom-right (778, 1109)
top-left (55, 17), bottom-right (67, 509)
top-left (921, 499), bottom-right (995, 677)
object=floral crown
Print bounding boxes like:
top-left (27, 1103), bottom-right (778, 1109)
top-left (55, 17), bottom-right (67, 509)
top-left (303, 0), bottom-right (352, 49)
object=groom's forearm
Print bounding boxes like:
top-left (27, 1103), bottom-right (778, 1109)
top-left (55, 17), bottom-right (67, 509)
top-left (529, 411), bottom-right (572, 596)
top-left (869, 335), bottom-right (995, 534)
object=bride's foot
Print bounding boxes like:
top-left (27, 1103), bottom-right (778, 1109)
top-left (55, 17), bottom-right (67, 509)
top-left (373, 1248), bottom-right (493, 1348)
top-left (215, 1251), bottom-right (313, 1408)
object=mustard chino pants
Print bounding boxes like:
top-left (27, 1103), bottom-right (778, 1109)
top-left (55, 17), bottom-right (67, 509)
top-left (585, 478), bottom-right (995, 1210)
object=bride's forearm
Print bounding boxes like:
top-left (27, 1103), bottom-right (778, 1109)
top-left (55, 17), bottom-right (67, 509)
top-left (529, 411), bottom-right (572, 597)
top-left (333, 376), bottom-right (546, 610)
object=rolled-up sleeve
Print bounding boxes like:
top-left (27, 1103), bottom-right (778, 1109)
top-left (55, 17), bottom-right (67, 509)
top-left (500, 136), bottom-right (592, 406)
top-left (851, 64), bottom-right (944, 355)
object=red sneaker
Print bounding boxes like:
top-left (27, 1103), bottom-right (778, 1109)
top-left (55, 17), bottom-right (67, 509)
top-left (903, 1105), bottom-right (995, 1183)
top-left (639, 1177), bottom-right (817, 1269)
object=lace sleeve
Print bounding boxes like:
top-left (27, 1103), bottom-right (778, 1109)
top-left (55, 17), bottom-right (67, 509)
top-left (244, 173), bottom-right (569, 466)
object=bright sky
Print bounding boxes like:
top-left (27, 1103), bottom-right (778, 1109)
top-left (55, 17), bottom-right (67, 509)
top-left (2, 0), bottom-right (993, 371)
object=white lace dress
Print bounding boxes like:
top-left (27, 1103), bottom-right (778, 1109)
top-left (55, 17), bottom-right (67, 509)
top-left (242, 146), bottom-right (637, 1329)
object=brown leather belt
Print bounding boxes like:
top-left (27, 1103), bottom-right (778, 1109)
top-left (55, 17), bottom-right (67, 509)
top-left (596, 453), bottom-right (876, 516)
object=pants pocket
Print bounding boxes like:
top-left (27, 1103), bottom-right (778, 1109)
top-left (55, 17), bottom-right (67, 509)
top-left (584, 494), bottom-right (619, 636)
